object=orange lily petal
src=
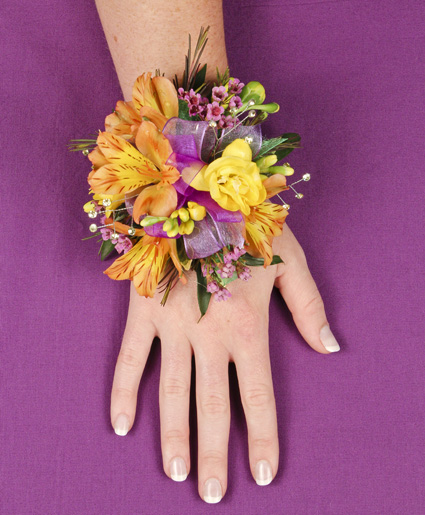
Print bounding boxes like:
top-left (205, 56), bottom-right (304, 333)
top-left (133, 183), bottom-right (178, 220)
top-left (135, 120), bottom-right (172, 169)
top-left (244, 202), bottom-right (288, 266)
top-left (152, 76), bottom-right (179, 118)
top-left (139, 106), bottom-right (168, 131)
top-left (161, 165), bottom-right (180, 185)
top-left (103, 218), bottom-right (145, 237)
top-left (262, 175), bottom-right (289, 199)
top-left (132, 73), bottom-right (161, 113)
top-left (89, 163), bottom-right (162, 195)
top-left (88, 147), bottom-right (108, 170)
top-left (105, 235), bottom-right (169, 297)
top-left (96, 132), bottom-right (157, 169)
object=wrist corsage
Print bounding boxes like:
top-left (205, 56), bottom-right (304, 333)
top-left (72, 27), bottom-right (308, 318)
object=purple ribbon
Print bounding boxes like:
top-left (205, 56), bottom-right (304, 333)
top-left (136, 119), bottom-right (262, 257)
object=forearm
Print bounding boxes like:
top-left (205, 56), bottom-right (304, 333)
top-left (95, 0), bottom-right (228, 100)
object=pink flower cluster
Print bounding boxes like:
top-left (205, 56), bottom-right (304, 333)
top-left (201, 245), bottom-right (251, 302)
top-left (100, 216), bottom-right (132, 254)
top-left (178, 78), bottom-right (245, 130)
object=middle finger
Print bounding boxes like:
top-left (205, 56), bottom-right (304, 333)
top-left (195, 341), bottom-right (230, 504)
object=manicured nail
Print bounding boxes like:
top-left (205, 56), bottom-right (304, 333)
top-left (320, 325), bottom-right (340, 353)
top-left (255, 460), bottom-right (273, 486)
top-left (170, 457), bottom-right (187, 482)
top-left (203, 478), bottom-right (222, 504)
top-left (114, 414), bottom-right (130, 436)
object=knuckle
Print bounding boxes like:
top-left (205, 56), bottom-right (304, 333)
top-left (113, 385), bottom-right (136, 399)
top-left (161, 377), bottom-right (190, 399)
top-left (251, 436), bottom-right (276, 449)
top-left (117, 347), bottom-right (143, 370)
top-left (200, 392), bottom-right (229, 417)
top-left (244, 385), bottom-right (274, 410)
top-left (200, 449), bottom-right (226, 465)
top-left (237, 311), bottom-right (264, 342)
top-left (302, 290), bottom-right (325, 317)
top-left (163, 428), bottom-right (189, 445)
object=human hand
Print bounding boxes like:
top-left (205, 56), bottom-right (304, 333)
top-left (110, 223), bottom-right (340, 503)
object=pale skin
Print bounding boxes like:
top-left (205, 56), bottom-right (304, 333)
top-left (95, 0), bottom-right (340, 503)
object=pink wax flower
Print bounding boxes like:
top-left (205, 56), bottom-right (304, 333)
top-left (177, 88), bottom-right (189, 101)
top-left (115, 235), bottom-right (133, 254)
top-left (188, 89), bottom-right (202, 105)
top-left (228, 78), bottom-right (244, 95)
top-left (233, 246), bottom-right (246, 260)
top-left (217, 264), bottom-right (236, 279)
top-left (229, 96), bottom-right (243, 109)
top-left (212, 86), bottom-right (228, 103)
top-left (239, 266), bottom-right (252, 281)
top-left (215, 287), bottom-right (231, 302)
top-left (207, 280), bottom-right (220, 293)
top-left (100, 227), bottom-right (113, 241)
top-left (218, 115), bottom-right (235, 129)
top-left (206, 101), bottom-right (225, 122)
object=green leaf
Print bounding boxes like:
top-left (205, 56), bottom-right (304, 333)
top-left (256, 136), bottom-right (289, 159)
top-left (243, 254), bottom-right (284, 266)
top-left (218, 271), bottom-right (238, 286)
top-left (273, 133), bottom-right (301, 161)
top-left (178, 99), bottom-right (191, 120)
top-left (100, 239), bottom-right (116, 261)
top-left (249, 102), bottom-right (280, 113)
top-left (193, 63), bottom-right (207, 90)
top-left (196, 264), bottom-right (211, 321)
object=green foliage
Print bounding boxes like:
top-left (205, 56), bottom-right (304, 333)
top-left (174, 26), bottom-right (210, 92)
top-left (193, 63), bottom-right (207, 91)
top-left (196, 263), bottom-right (211, 321)
top-left (273, 133), bottom-right (301, 161)
top-left (242, 254), bottom-right (284, 266)
top-left (178, 99), bottom-right (191, 120)
top-left (100, 239), bottom-right (116, 261)
top-left (256, 136), bottom-right (289, 159)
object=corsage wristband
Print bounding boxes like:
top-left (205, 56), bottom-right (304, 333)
top-left (72, 27), bottom-right (309, 318)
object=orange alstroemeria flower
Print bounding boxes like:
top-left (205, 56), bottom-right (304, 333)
top-left (104, 72), bottom-right (179, 140)
top-left (243, 201), bottom-right (288, 267)
top-left (104, 234), bottom-right (185, 297)
top-left (88, 124), bottom-right (180, 218)
top-left (242, 173), bottom-right (289, 266)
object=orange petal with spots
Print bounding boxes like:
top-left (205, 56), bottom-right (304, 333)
top-left (262, 175), bottom-right (289, 199)
top-left (152, 76), bottom-right (179, 118)
top-left (88, 147), bottom-right (108, 170)
top-left (89, 163), bottom-right (162, 195)
top-left (132, 183), bottom-right (178, 220)
top-left (139, 106), bottom-right (168, 131)
top-left (244, 202), bottom-right (288, 266)
top-left (135, 120), bottom-right (172, 169)
top-left (96, 132), bottom-right (157, 169)
top-left (132, 73), bottom-right (161, 113)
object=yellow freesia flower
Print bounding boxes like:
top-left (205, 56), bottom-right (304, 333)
top-left (191, 139), bottom-right (267, 215)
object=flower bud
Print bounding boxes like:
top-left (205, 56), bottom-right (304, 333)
top-left (239, 81), bottom-right (266, 105)
top-left (141, 216), bottom-right (165, 227)
top-left (268, 163), bottom-right (295, 176)
top-left (170, 210), bottom-right (179, 219)
top-left (167, 223), bottom-right (180, 238)
top-left (179, 219), bottom-right (195, 235)
top-left (83, 201), bottom-right (96, 213)
top-left (187, 202), bottom-right (207, 221)
top-left (255, 155), bottom-right (278, 171)
top-left (178, 208), bottom-right (190, 222)
top-left (162, 218), bottom-right (176, 232)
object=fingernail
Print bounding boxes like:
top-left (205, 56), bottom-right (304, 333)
top-left (203, 478), bottom-right (222, 504)
top-left (320, 325), bottom-right (340, 353)
top-left (114, 414), bottom-right (130, 436)
top-left (170, 457), bottom-right (187, 482)
top-left (255, 460), bottom-right (273, 486)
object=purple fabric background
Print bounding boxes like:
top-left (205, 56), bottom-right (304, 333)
top-left (1, 0), bottom-right (424, 513)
